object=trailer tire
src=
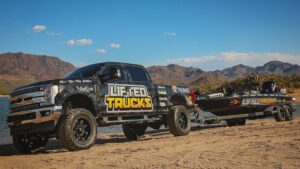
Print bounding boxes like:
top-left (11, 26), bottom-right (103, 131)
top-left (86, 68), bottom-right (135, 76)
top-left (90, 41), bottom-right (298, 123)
top-left (58, 108), bottom-right (97, 151)
top-left (167, 105), bottom-right (191, 136)
top-left (274, 106), bottom-right (286, 122)
top-left (122, 124), bottom-right (147, 140)
top-left (12, 133), bottom-right (48, 154)
top-left (284, 105), bottom-right (294, 121)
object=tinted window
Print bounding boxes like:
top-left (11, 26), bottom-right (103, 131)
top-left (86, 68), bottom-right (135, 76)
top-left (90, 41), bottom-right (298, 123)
top-left (65, 64), bottom-right (101, 79)
top-left (127, 66), bottom-right (148, 82)
top-left (101, 65), bottom-right (124, 81)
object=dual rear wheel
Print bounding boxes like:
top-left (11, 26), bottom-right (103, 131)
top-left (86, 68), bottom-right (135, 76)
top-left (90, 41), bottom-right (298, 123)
top-left (274, 105), bottom-right (294, 122)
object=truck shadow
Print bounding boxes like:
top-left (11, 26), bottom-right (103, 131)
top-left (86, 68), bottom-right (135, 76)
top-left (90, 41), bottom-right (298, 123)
top-left (0, 123), bottom-right (226, 156)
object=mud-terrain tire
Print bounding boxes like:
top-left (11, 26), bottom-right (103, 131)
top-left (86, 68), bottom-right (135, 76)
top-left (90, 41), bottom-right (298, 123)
top-left (58, 108), bottom-right (97, 151)
top-left (12, 133), bottom-right (48, 153)
top-left (283, 105), bottom-right (294, 121)
top-left (226, 118), bottom-right (246, 126)
top-left (122, 124), bottom-right (147, 140)
top-left (167, 105), bottom-right (191, 136)
top-left (274, 106), bottom-right (286, 122)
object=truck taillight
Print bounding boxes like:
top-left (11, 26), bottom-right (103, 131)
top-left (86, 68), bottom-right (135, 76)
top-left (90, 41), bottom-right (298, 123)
top-left (190, 89), bottom-right (196, 103)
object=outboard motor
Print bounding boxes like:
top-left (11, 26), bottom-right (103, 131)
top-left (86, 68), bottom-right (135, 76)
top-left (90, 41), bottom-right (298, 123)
top-left (261, 81), bottom-right (276, 94)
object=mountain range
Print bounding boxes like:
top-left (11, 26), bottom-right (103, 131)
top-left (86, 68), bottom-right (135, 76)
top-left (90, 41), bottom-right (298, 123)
top-left (0, 53), bottom-right (75, 94)
top-left (0, 52), bottom-right (299, 94)
top-left (147, 61), bottom-right (300, 85)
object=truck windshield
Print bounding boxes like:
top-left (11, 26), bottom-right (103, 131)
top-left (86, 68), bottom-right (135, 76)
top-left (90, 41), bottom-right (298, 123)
top-left (65, 64), bottom-right (101, 79)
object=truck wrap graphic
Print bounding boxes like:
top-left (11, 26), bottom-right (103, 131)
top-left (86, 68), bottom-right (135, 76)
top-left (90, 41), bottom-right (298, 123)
top-left (105, 83), bottom-right (153, 113)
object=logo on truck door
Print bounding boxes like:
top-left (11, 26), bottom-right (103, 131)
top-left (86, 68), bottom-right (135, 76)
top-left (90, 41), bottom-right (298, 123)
top-left (105, 84), bottom-right (153, 113)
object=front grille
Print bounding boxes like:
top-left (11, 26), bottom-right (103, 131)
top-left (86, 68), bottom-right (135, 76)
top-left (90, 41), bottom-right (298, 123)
top-left (10, 103), bottom-right (41, 113)
top-left (7, 112), bottom-right (36, 123)
top-left (10, 86), bottom-right (49, 113)
top-left (11, 87), bottom-right (42, 97)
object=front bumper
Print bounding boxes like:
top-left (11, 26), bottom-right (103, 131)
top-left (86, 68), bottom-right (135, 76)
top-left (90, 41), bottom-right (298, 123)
top-left (7, 106), bottom-right (62, 134)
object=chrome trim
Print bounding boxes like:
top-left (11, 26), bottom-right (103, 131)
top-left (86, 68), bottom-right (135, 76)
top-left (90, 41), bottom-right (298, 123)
top-left (20, 111), bottom-right (62, 125)
top-left (8, 106), bottom-right (62, 117)
top-left (12, 85), bottom-right (50, 95)
top-left (10, 97), bottom-right (45, 108)
top-left (9, 85), bottom-right (59, 111)
top-left (7, 106), bottom-right (62, 126)
top-left (10, 91), bottom-right (45, 101)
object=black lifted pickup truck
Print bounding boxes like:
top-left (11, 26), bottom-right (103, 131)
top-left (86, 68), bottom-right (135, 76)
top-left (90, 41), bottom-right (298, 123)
top-left (7, 62), bottom-right (198, 153)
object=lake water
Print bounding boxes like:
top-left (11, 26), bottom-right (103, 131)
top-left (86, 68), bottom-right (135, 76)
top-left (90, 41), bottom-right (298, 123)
top-left (0, 97), bottom-right (299, 145)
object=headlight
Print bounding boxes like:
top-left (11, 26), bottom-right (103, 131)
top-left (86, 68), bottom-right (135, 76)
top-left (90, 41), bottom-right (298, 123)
top-left (40, 85), bottom-right (59, 106)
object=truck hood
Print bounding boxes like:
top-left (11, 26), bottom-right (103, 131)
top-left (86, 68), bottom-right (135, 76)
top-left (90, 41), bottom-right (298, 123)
top-left (12, 79), bottom-right (62, 92)
top-left (12, 78), bottom-right (95, 93)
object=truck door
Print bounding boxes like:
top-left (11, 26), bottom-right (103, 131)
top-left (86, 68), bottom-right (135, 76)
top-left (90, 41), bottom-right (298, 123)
top-left (125, 66), bottom-right (157, 113)
top-left (99, 64), bottom-right (127, 113)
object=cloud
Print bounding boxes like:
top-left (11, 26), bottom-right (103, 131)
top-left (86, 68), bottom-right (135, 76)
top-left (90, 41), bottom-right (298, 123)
top-left (66, 39), bottom-right (93, 46)
top-left (110, 43), bottom-right (121, 49)
top-left (167, 52), bottom-right (300, 70)
top-left (219, 52), bottom-right (300, 64)
top-left (96, 49), bottom-right (107, 54)
top-left (32, 25), bottom-right (47, 32)
top-left (163, 32), bottom-right (177, 36)
top-left (167, 55), bottom-right (220, 65)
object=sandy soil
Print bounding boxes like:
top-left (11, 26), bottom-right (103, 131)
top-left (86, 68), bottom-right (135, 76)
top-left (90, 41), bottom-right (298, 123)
top-left (0, 118), bottom-right (300, 169)
top-left (290, 89), bottom-right (300, 104)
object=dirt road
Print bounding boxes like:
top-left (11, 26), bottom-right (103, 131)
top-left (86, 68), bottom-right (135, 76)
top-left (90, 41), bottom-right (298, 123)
top-left (0, 117), bottom-right (299, 169)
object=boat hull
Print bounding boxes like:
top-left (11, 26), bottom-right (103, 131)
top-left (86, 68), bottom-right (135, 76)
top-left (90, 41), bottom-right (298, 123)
top-left (196, 94), bottom-right (294, 117)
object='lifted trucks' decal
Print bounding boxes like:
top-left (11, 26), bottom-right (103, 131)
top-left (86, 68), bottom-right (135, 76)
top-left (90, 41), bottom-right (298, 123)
top-left (105, 84), bottom-right (153, 113)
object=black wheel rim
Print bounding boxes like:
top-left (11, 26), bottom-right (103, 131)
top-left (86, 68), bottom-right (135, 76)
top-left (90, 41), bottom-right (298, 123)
top-left (72, 118), bottom-right (91, 141)
top-left (17, 133), bottom-right (47, 152)
top-left (178, 112), bottom-right (188, 129)
top-left (19, 135), bottom-right (33, 149)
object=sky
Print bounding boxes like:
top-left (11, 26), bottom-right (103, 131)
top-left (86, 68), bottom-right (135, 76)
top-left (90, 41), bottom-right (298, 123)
top-left (0, 0), bottom-right (300, 70)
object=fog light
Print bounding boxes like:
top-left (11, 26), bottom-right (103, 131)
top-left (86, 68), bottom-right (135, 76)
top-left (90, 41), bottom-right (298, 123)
top-left (40, 110), bottom-right (51, 117)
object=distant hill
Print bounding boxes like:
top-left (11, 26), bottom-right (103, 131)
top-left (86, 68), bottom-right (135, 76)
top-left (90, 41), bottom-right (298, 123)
top-left (0, 52), bottom-right (299, 94)
top-left (147, 64), bottom-right (204, 85)
top-left (146, 61), bottom-right (300, 87)
top-left (0, 52), bottom-right (76, 94)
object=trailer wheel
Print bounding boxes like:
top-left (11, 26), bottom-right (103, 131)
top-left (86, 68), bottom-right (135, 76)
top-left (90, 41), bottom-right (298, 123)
top-left (274, 106), bottom-right (286, 122)
top-left (284, 105), bottom-right (294, 121)
top-left (122, 124), bottom-right (147, 140)
top-left (12, 133), bottom-right (48, 153)
top-left (167, 105), bottom-right (191, 136)
top-left (58, 108), bottom-right (97, 151)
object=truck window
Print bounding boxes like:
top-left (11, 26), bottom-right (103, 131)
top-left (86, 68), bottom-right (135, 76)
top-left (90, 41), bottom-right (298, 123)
top-left (65, 64), bottom-right (101, 79)
top-left (127, 66), bottom-right (148, 82)
top-left (102, 65), bottom-right (125, 81)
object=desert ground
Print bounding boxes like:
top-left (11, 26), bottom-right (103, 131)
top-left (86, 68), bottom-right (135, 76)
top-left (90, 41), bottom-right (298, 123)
top-left (0, 117), bottom-right (299, 169)
top-left (290, 89), bottom-right (300, 104)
